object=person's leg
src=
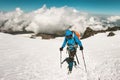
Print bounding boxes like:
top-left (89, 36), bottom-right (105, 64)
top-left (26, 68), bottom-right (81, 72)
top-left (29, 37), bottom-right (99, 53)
top-left (69, 50), bottom-right (76, 59)
top-left (67, 57), bottom-right (74, 72)
top-left (68, 61), bottom-right (73, 71)
top-left (67, 49), bottom-right (77, 73)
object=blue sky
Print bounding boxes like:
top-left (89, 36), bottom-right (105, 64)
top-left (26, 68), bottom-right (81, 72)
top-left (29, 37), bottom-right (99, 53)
top-left (0, 0), bottom-right (120, 15)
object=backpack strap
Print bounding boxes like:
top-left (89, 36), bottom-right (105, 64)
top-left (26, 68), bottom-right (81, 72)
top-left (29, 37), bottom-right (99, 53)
top-left (72, 32), bottom-right (78, 44)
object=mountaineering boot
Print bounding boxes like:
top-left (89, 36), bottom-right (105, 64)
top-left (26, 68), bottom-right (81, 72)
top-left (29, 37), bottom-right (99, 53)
top-left (67, 71), bottom-right (72, 74)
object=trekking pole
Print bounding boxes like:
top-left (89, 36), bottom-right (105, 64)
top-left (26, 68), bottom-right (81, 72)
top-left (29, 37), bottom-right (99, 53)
top-left (60, 51), bottom-right (62, 68)
top-left (75, 54), bottom-right (80, 64)
top-left (81, 50), bottom-right (87, 72)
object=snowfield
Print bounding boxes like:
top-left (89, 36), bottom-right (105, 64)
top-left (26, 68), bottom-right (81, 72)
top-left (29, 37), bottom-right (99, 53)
top-left (0, 31), bottom-right (120, 80)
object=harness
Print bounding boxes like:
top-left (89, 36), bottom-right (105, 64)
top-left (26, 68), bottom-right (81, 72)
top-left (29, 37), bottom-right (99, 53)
top-left (66, 33), bottom-right (78, 51)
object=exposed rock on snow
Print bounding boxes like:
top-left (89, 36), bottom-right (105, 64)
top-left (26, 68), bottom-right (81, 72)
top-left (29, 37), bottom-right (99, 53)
top-left (107, 32), bottom-right (115, 37)
top-left (82, 26), bottom-right (120, 39)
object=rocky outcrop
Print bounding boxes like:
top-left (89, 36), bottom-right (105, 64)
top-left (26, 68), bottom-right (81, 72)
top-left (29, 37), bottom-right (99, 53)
top-left (81, 26), bottom-right (120, 39)
top-left (81, 27), bottom-right (97, 39)
top-left (0, 25), bottom-right (120, 39)
top-left (36, 26), bottom-right (120, 39)
top-left (107, 32), bottom-right (115, 37)
top-left (36, 31), bottom-right (65, 39)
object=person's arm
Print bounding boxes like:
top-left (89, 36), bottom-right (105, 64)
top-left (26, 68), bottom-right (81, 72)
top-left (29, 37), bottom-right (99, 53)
top-left (60, 38), bottom-right (67, 51)
top-left (74, 34), bottom-right (82, 47)
top-left (61, 38), bottom-right (67, 48)
top-left (74, 34), bottom-right (83, 50)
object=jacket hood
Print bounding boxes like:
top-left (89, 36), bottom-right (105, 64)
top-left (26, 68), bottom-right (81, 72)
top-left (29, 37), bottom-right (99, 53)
top-left (65, 30), bottom-right (73, 36)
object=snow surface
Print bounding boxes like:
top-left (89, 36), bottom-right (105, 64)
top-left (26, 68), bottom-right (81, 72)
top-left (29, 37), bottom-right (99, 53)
top-left (0, 31), bottom-right (120, 80)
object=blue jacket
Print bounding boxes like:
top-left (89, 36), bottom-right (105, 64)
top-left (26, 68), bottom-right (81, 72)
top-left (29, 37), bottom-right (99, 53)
top-left (61, 30), bottom-right (83, 49)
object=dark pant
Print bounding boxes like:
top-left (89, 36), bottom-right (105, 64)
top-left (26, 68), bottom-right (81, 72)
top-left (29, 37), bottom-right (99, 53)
top-left (69, 61), bottom-right (73, 71)
top-left (68, 49), bottom-right (76, 59)
top-left (68, 49), bottom-right (76, 71)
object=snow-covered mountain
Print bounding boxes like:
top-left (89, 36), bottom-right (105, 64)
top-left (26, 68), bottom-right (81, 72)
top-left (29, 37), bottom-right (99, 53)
top-left (0, 30), bottom-right (120, 80)
top-left (0, 5), bottom-right (120, 35)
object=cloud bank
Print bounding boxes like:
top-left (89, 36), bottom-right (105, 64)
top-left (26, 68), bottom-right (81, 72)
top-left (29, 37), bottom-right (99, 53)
top-left (0, 5), bottom-right (120, 34)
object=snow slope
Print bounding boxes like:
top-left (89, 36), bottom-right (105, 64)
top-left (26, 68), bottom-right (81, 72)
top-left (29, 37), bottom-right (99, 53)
top-left (0, 31), bottom-right (120, 80)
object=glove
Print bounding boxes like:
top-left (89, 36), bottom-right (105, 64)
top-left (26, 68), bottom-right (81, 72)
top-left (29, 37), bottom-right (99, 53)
top-left (60, 47), bottom-right (63, 51)
top-left (80, 46), bottom-right (83, 50)
top-left (61, 62), bottom-right (63, 64)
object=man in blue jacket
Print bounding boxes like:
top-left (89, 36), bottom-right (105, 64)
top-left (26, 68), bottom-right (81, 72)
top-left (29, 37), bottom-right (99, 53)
top-left (60, 29), bottom-right (83, 73)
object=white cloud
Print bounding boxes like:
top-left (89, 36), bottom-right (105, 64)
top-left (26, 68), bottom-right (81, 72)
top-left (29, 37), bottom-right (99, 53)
top-left (0, 5), bottom-right (120, 34)
top-left (107, 16), bottom-right (120, 22)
